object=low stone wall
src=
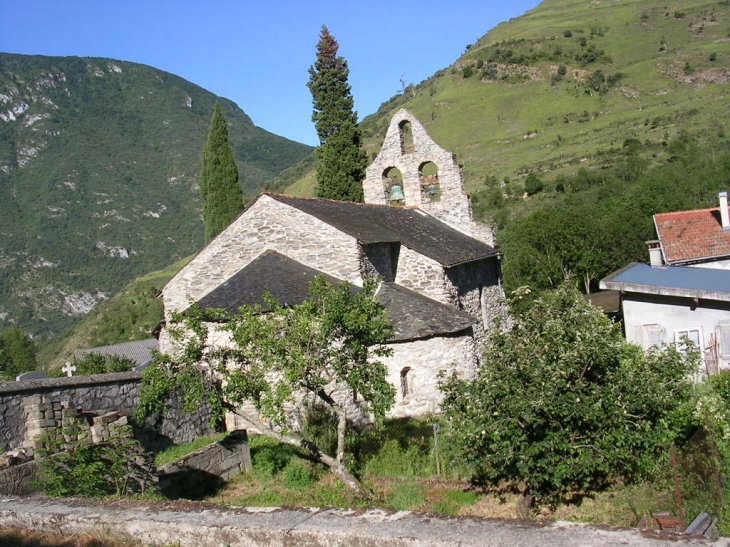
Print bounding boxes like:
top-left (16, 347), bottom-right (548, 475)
top-left (158, 430), bottom-right (251, 499)
top-left (0, 497), bottom-right (706, 547)
top-left (0, 372), bottom-right (215, 453)
top-left (0, 460), bottom-right (39, 496)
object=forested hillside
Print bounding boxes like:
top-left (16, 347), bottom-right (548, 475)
top-left (0, 54), bottom-right (312, 338)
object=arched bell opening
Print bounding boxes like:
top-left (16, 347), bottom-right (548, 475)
top-left (398, 120), bottom-right (415, 155)
top-left (419, 161), bottom-right (441, 202)
top-left (382, 167), bottom-right (405, 206)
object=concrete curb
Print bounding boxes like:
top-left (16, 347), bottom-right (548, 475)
top-left (1, 497), bottom-right (726, 546)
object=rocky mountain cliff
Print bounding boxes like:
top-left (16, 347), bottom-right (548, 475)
top-left (0, 53), bottom-right (313, 338)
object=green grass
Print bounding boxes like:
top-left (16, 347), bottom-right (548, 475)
top-left (154, 432), bottom-right (226, 467)
top-left (287, 0), bottom-right (730, 219)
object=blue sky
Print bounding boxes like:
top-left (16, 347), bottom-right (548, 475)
top-left (0, 1), bottom-right (541, 146)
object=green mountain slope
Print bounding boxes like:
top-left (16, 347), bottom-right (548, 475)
top-left (290, 0), bottom-right (729, 202)
top-left (0, 54), bottom-right (313, 338)
top-left (38, 256), bottom-right (191, 370)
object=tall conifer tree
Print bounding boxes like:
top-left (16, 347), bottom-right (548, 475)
top-left (200, 102), bottom-right (243, 243)
top-left (307, 26), bottom-right (367, 202)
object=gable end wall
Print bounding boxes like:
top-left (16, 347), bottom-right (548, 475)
top-left (163, 196), bottom-right (362, 316)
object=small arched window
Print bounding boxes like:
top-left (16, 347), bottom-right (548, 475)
top-left (400, 367), bottom-right (411, 398)
top-left (399, 121), bottom-right (415, 154)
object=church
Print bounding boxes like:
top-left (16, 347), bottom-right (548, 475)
top-left (160, 109), bottom-right (504, 418)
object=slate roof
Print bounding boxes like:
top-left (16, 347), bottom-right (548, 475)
top-left (74, 339), bottom-right (159, 369)
top-left (654, 207), bottom-right (730, 264)
top-left (376, 282), bottom-right (476, 341)
top-left (195, 250), bottom-right (351, 313)
top-left (195, 250), bottom-right (476, 341)
top-left (266, 194), bottom-right (498, 267)
top-left (600, 262), bottom-right (730, 302)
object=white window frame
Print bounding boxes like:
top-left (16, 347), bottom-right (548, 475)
top-left (674, 327), bottom-right (703, 354)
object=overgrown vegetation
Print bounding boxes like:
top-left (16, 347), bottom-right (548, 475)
top-left (34, 425), bottom-right (155, 498)
top-left (73, 353), bottom-right (136, 375)
top-left (440, 283), bottom-right (697, 505)
top-left (0, 327), bottom-right (37, 380)
top-left (137, 276), bottom-right (395, 498)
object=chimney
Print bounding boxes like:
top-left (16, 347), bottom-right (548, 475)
top-left (720, 192), bottom-right (730, 230)
top-left (646, 240), bottom-right (663, 267)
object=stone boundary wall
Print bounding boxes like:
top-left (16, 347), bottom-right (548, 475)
top-left (0, 372), bottom-right (214, 453)
top-left (158, 430), bottom-right (251, 499)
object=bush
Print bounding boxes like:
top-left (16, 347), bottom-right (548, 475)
top-left (440, 283), bottom-right (697, 502)
top-left (35, 426), bottom-right (155, 497)
top-left (74, 353), bottom-right (136, 375)
top-left (282, 460), bottom-right (318, 489)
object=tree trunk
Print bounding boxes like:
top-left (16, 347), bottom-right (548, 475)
top-left (336, 408), bottom-right (347, 463)
top-left (231, 409), bottom-right (369, 500)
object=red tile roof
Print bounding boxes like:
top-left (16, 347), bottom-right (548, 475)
top-left (654, 207), bottom-right (730, 264)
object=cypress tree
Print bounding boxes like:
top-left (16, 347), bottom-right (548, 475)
top-left (307, 26), bottom-right (367, 202)
top-left (200, 102), bottom-right (243, 243)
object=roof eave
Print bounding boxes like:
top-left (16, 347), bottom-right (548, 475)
top-left (600, 279), bottom-right (730, 302)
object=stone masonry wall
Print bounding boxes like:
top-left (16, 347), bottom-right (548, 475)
top-left (384, 333), bottom-right (477, 420)
top-left (445, 258), bottom-right (506, 345)
top-left (394, 246), bottom-right (452, 305)
top-left (0, 373), bottom-right (214, 453)
top-left (157, 430), bottom-right (250, 499)
top-left (163, 196), bottom-right (363, 319)
top-left (363, 108), bottom-right (495, 246)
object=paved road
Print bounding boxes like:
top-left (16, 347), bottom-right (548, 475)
top-left (1, 496), bottom-right (726, 546)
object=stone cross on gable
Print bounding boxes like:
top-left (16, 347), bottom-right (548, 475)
top-left (62, 361), bottom-right (76, 377)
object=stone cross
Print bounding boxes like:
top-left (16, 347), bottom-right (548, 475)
top-left (62, 361), bottom-right (76, 377)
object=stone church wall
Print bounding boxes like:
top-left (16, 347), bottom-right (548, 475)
top-left (384, 333), bottom-right (477, 419)
top-left (362, 108), bottom-right (494, 246)
top-left (163, 196), bottom-right (362, 316)
top-left (394, 246), bottom-right (451, 305)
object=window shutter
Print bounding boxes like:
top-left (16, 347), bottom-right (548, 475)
top-left (635, 324), bottom-right (665, 350)
top-left (717, 322), bottom-right (730, 358)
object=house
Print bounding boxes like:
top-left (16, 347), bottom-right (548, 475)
top-left (600, 192), bottom-right (730, 373)
top-left (652, 191), bottom-right (730, 269)
top-left (159, 109), bottom-right (505, 419)
top-left (600, 263), bottom-right (730, 373)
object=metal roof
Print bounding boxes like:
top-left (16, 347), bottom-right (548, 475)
top-left (267, 194), bottom-right (498, 267)
top-left (600, 263), bottom-right (730, 301)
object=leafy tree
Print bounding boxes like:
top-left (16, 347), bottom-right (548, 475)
top-left (440, 283), bottom-right (697, 504)
top-left (136, 276), bottom-right (395, 498)
top-left (0, 327), bottom-right (38, 379)
top-left (307, 25), bottom-right (367, 202)
top-left (74, 353), bottom-right (136, 375)
top-left (200, 102), bottom-right (243, 243)
top-left (524, 172), bottom-right (544, 196)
